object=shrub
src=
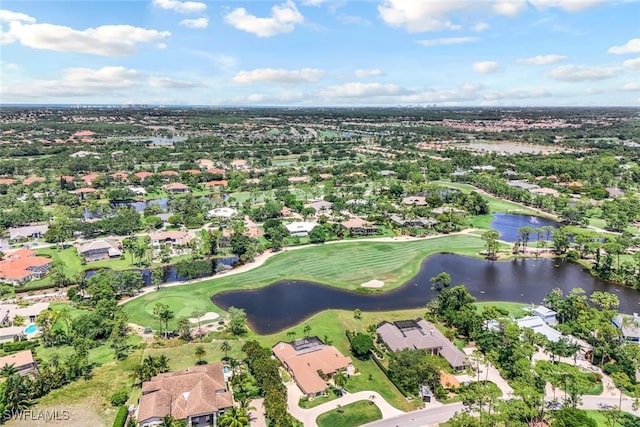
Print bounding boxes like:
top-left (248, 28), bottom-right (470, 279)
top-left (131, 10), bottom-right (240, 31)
top-left (112, 406), bottom-right (128, 427)
top-left (110, 390), bottom-right (129, 407)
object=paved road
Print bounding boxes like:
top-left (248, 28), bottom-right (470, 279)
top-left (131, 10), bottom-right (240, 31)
top-left (362, 402), bottom-right (464, 427)
top-left (286, 382), bottom-right (405, 427)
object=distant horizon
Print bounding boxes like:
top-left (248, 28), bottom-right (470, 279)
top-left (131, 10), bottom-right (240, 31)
top-left (1, 1), bottom-right (639, 106)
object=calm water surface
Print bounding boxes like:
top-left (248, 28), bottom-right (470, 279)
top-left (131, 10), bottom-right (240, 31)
top-left (212, 253), bottom-right (640, 334)
top-left (489, 213), bottom-right (559, 242)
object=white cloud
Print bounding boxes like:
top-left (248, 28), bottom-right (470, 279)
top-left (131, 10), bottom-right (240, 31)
top-left (418, 37), bottom-right (479, 47)
top-left (179, 18), bottom-right (208, 29)
top-left (355, 69), bottom-right (384, 78)
top-left (548, 65), bottom-right (621, 81)
top-left (0, 61), bottom-right (18, 69)
top-left (2, 66), bottom-right (143, 98)
top-left (472, 22), bottom-right (490, 32)
top-left (302, 0), bottom-right (329, 5)
top-left (472, 61), bottom-right (501, 74)
top-left (149, 76), bottom-right (203, 88)
top-left (232, 68), bottom-right (325, 84)
top-left (378, 0), bottom-right (465, 32)
top-left (224, 0), bottom-right (304, 37)
top-left (320, 82), bottom-right (410, 98)
top-left (0, 11), bottom-right (170, 55)
top-left (492, 0), bottom-right (528, 16)
top-left (528, 0), bottom-right (604, 12)
top-left (608, 38), bottom-right (640, 54)
top-left (517, 54), bottom-right (567, 65)
top-left (152, 0), bottom-right (206, 14)
top-left (622, 82), bottom-right (640, 91)
top-left (483, 88), bottom-right (550, 100)
top-left (623, 57), bottom-right (640, 71)
top-left (0, 10), bottom-right (36, 23)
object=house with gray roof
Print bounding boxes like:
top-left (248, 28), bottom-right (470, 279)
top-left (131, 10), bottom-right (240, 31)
top-left (613, 313), bottom-right (640, 343)
top-left (377, 319), bottom-right (467, 370)
top-left (8, 225), bottom-right (49, 242)
top-left (77, 239), bottom-right (122, 262)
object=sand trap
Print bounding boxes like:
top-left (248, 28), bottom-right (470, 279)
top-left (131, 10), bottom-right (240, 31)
top-left (189, 312), bottom-right (220, 323)
top-left (361, 279), bottom-right (384, 288)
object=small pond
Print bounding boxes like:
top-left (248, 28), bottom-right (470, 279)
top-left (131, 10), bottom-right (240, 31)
top-left (489, 213), bottom-right (559, 242)
top-left (212, 253), bottom-right (640, 335)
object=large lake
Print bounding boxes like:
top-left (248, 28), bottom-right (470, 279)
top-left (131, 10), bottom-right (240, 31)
top-left (489, 213), bottom-right (559, 242)
top-left (212, 253), bottom-right (640, 335)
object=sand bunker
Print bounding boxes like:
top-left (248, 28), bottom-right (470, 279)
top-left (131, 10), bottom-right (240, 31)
top-left (189, 312), bottom-right (220, 323)
top-left (361, 279), bottom-right (384, 288)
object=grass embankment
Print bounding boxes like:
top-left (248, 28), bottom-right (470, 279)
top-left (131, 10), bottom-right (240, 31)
top-left (123, 234), bottom-right (486, 329)
top-left (316, 400), bottom-right (382, 427)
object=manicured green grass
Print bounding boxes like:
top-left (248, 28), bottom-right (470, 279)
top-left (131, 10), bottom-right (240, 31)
top-left (584, 410), bottom-right (640, 426)
top-left (474, 302), bottom-right (530, 319)
top-left (316, 400), bottom-right (382, 427)
top-left (123, 234), bottom-right (486, 329)
top-left (299, 388), bottom-right (341, 408)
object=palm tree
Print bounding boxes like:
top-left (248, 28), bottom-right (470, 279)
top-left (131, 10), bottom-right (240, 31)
top-left (194, 345), bottom-right (206, 364)
top-left (220, 341), bottom-right (231, 359)
top-left (191, 308), bottom-right (203, 338)
top-left (218, 406), bottom-right (250, 427)
top-left (334, 369), bottom-right (347, 393)
top-left (303, 324), bottom-right (312, 338)
top-left (286, 330), bottom-right (296, 341)
top-left (0, 363), bottom-right (19, 377)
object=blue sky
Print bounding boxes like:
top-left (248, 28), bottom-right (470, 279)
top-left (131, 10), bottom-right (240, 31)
top-left (1, 0), bottom-right (639, 106)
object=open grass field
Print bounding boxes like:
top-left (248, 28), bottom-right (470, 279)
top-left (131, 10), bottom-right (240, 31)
top-left (123, 234), bottom-right (486, 329)
top-left (316, 400), bottom-right (382, 427)
top-left (474, 301), bottom-right (530, 318)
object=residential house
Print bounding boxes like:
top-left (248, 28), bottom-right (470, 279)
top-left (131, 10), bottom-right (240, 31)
top-left (8, 224), bottom-right (49, 242)
top-left (288, 176), bottom-right (310, 184)
top-left (149, 231), bottom-right (194, 255)
top-left (272, 337), bottom-right (354, 398)
top-left (605, 187), bottom-right (625, 198)
top-left (184, 169), bottom-right (202, 175)
top-left (341, 217), bottom-right (378, 236)
top-left (0, 350), bottom-right (39, 376)
top-left (285, 222), bottom-right (318, 237)
top-left (530, 187), bottom-right (560, 197)
top-left (23, 177), bottom-right (45, 186)
top-left (160, 170), bottom-right (180, 178)
top-left (163, 183), bottom-right (190, 194)
top-left (74, 187), bottom-right (99, 200)
top-left (389, 215), bottom-right (437, 228)
top-left (137, 363), bottom-right (233, 427)
top-left (0, 249), bottom-right (51, 285)
top-left (0, 178), bottom-right (17, 185)
top-left (308, 200), bottom-right (333, 215)
top-left (81, 173), bottom-right (100, 186)
top-left (197, 159), bottom-right (214, 168)
top-left (207, 208), bottom-right (237, 219)
top-left (58, 175), bottom-right (75, 184)
top-left (613, 313), bottom-right (640, 343)
top-left (0, 302), bottom-right (50, 325)
top-left (207, 168), bottom-right (225, 176)
top-left (230, 159), bottom-right (248, 170)
top-left (205, 180), bottom-right (228, 191)
top-left (134, 171), bottom-right (154, 181)
top-left (110, 172), bottom-right (129, 182)
top-left (516, 316), bottom-right (563, 342)
top-left (533, 306), bottom-right (558, 326)
top-left (377, 319), bottom-right (468, 370)
top-left (78, 239), bottom-right (122, 262)
top-left (401, 196), bottom-right (428, 206)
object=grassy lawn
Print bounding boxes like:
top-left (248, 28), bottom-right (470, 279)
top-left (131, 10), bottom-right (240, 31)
top-left (316, 400), bottom-right (382, 427)
top-left (299, 388), bottom-right (341, 409)
top-left (584, 410), bottom-right (640, 426)
top-left (123, 234), bottom-right (486, 329)
top-left (474, 302), bottom-right (530, 318)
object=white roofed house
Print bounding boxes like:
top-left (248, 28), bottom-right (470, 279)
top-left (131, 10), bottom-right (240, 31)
top-left (285, 221), bottom-right (318, 237)
top-left (149, 231), bottom-right (194, 257)
top-left (77, 239), bottom-right (122, 262)
top-left (8, 225), bottom-right (49, 242)
top-left (613, 313), bottom-right (640, 343)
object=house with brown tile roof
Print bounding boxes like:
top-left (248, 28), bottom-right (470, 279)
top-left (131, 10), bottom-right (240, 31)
top-left (0, 249), bottom-right (51, 285)
top-left (272, 337), bottom-right (353, 398)
top-left (160, 170), bottom-right (180, 177)
top-left (341, 217), bottom-right (378, 236)
top-left (197, 159), bottom-right (214, 168)
top-left (183, 169), bottom-right (202, 175)
top-left (163, 183), bottom-right (190, 193)
top-left (137, 363), bottom-right (233, 427)
top-left (377, 319), bottom-right (468, 370)
top-left (23, 177), bottom-right (45, 186)
top-left (0, 350), bottom-right (38, 376)
top-left (0, 178), bottom-right (17, 185)
top-left (58, 175), bottom-right (74, 183)
top-left (230, 159), bottom-right (248, 170)
top-left (135, 171), bottom-right (154, 181)
top-left (207, 168), bottom-right (225, 176)
top-left (205, 180), bottom-right (228, 190)
top-left (81, 173), bottom-right (100, 185)
top-left (110, 172), bottom-right (129, 181)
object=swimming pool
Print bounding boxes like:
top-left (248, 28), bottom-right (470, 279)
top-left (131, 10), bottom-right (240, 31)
top-left (24, 324), bottom-right (37, 334)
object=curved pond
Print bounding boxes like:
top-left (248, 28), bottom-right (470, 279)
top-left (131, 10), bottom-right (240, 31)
top-left (490, 213), bottom-right (559, 242)
top-left (212, 253), bottom-right (640, 335)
